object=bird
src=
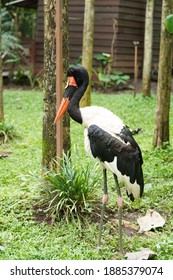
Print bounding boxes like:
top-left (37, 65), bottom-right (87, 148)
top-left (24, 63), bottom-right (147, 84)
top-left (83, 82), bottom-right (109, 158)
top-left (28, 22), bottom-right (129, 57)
top-left (54, 65), bottom-right (144, 253)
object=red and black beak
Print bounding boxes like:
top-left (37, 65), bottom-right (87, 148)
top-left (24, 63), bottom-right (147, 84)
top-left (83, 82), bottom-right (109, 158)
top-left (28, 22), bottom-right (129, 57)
top-left (54, 76), bottom-right (78, 124)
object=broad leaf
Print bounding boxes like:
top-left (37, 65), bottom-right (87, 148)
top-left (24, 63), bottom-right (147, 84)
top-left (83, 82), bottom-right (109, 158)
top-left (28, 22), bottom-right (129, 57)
top-left (165, 14), bottom-right (173, 34)
top-left (137, 209), bottom-right (165, 232)
top-left (125, 248), bottom-right (157, 260)
top-left (98, 73), bottom-right (111, 83)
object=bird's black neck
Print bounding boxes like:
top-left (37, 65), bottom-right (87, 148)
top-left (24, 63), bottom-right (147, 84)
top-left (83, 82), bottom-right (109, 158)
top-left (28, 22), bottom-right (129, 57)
top-left (68, 82), bottom-right (88, 124)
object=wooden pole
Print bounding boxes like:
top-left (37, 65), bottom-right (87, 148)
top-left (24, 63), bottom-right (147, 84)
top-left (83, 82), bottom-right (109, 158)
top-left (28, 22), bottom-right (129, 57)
top-left (56, 0), bottom-right (63, 161)
top-left (133, 41), bottom-right (139, 97)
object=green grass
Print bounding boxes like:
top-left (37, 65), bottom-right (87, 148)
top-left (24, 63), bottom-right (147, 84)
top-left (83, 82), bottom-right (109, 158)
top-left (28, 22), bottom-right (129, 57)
top-left (0, 89), bottom-right (173, 260)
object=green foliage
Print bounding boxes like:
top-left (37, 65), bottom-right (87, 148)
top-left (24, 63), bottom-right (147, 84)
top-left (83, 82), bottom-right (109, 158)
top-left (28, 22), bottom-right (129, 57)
top-left (12, 68), bottom-right (43, 89)
top-left (1, 4), bottom-right (37, 39)
top-left (95, 52), bottom-right (111, 65)
top-left (0, 121), bottom-right (17, 145)
top-left (1, 32), bottom-right (23, 63)
top-left (41, 152), bottom-right (99, 222)
top-left (70, 53), bottom-right (130, 91)
top-left (93, 53), bottom-right (130, 91)
top-left (98, 71), bottom-right (130, 87)
top-left (1, 8), bottom-right (24, 63)
top-left (23, 69), bottom-right (43, 89)
top-left (165, 14), bottom-right (173, 34)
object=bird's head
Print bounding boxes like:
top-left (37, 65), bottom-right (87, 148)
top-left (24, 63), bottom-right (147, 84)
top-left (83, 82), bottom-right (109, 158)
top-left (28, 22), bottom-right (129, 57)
top-left (67, 65), bottom-right (89, 87)
top-left (54, 65), bottom-right (89, 124)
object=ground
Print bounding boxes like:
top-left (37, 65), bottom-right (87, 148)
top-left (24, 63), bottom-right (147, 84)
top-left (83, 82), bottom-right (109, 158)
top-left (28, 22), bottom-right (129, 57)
top-left (0, 85), bottom-right (173, 260)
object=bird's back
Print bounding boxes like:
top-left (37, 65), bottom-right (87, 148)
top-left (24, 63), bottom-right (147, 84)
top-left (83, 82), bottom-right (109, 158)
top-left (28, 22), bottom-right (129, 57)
top-left (81, 106), bottom-right (125, 135)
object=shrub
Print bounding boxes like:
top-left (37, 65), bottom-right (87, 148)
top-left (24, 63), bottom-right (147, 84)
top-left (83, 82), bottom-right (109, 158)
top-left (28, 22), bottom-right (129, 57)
top-left (0, 121), bottom-right (18, 145)
top-left (93, 53), bottom-right (130, 91)
top-left (41, 152), bottom-right (99, 222)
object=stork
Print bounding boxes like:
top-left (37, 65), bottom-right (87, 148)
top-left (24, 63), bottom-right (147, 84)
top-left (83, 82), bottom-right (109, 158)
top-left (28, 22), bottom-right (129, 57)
top-left (54, 65), bottom-right (144, 253)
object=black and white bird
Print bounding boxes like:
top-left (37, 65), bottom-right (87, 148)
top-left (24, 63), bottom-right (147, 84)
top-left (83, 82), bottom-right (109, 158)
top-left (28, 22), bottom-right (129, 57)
top-left (54, 65), bottom-right (144, 253)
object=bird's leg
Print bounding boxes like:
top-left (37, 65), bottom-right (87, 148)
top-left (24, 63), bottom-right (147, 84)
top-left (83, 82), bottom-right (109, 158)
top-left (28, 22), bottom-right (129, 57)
top-left (97, 168), bottom-right (108, 250)
top-left (113, 174), bottom-right (124, 254)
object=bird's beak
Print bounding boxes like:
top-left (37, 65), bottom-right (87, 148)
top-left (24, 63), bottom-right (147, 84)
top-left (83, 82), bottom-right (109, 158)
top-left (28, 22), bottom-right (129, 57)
top-left (53, 97), bottom-right (70, 124)
top-left (54, 76), bottom-right (78, 124)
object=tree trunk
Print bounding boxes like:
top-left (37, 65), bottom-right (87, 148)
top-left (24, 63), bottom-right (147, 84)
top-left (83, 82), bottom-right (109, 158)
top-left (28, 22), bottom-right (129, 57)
top-left (153, 0), bottom-right (173, 147)
top-left (0, 0), bottom-right (4, 121)
top-left (42, 0), bottom-right (57, 171)
top-left (80, 0), bottom-right (95, 107)
top-left (62, 0), bottom-right (70, 153)
top-left (142, 0), bottom-right (155, 97)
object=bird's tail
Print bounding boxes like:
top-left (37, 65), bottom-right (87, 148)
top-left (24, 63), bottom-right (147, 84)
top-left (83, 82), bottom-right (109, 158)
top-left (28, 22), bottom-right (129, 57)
top-left (125, 166), bottom-right (144, 202)
top-left (131, 127), bottom-right (142, 135)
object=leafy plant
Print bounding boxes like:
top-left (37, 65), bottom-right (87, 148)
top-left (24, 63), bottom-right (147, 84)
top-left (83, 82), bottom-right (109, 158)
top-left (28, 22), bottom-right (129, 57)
top-left (98, 71), bottom-right (130, 89)
top-left (41, 152), bottom-right (99, 222)
top-left (12, 67), bottom-right (43, 89)
top-left (1, 32), bottom-right (24, 62)
top-left (23, 68), bottom-right (43, 89)
top-left (93, 53), bottom-right (130, 91)
top-left (1, 8), bottom-right (24, 63)
top-left (95, 52), bottom-right (111, 67)
top-left (0, 121), bottom-right (18, 145)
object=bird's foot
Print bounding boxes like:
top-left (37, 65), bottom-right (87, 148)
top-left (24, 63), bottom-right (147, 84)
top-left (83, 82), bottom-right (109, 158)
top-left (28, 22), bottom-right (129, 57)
top-left (102, 194), bottom-right (109, 204)
top-left (117, 196), bottom-right (124, 208)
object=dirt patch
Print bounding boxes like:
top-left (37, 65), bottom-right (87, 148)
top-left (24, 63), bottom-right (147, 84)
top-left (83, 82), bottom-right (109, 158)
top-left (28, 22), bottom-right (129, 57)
top-left (89, 203), bottom-right (144, 237)
top-left (33, 204), bottom-right (54, 225)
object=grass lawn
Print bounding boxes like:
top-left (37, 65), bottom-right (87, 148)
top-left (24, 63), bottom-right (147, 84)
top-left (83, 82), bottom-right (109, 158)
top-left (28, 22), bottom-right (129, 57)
top-left (0, 88), bottom-right (173, 260)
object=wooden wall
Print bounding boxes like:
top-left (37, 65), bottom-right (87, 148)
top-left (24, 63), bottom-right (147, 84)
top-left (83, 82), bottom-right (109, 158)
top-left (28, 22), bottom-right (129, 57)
top-left (153, 0), bottom-right (162, 65)
top-left (34, 0), bottom-right (162, 76)
top-left (68, 0), bottom-right (120, 67)
top-left (115, 0), bottom-right (146, 74)
top-left (35, 0), bottom-right (44, 73)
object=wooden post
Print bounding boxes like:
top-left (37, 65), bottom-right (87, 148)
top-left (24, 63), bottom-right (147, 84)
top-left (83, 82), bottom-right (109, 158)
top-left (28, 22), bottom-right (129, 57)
top-left (133, 41), bottom-right (139, 97)
top-left (56, 0), bottom-right (63, 161)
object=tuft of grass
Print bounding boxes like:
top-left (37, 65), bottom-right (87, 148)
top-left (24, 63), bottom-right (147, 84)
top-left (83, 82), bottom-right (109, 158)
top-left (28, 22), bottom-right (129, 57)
top-left (0, 121), bottom-right (18, 145)
top-left (41, 152), bottom-right (100, 222)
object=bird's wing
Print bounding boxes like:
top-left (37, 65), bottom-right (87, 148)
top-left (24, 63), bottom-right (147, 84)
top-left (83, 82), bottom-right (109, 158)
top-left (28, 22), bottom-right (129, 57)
top-left (118, 125), bottom-right (143, 165)
top-left (88, 124), bottom-right (143, 189)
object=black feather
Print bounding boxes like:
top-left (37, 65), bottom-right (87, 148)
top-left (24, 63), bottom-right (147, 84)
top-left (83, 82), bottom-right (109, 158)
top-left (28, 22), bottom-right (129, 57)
top-left (88, 124), bottom-right (144, 197)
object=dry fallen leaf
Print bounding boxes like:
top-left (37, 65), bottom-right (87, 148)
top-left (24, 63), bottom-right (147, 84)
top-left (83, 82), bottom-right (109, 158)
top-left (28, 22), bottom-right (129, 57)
top-left (137, 209), bottom-right (165, 233)
top-left (125, 247), bottom-right (157, 260)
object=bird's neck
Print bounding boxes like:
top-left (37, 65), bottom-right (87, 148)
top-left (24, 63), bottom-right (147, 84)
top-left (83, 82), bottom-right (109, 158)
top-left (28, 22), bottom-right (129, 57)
top-left (68, 83), bottom-right (88, 124)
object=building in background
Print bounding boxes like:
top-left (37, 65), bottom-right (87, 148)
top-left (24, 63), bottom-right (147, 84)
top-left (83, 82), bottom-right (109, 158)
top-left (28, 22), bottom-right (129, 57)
top-left (5, 0), bottom-right (162, 76)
